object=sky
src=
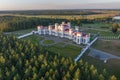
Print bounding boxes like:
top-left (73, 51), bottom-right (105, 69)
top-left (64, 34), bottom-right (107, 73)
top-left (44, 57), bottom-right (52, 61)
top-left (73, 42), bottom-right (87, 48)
top-left (0, 0), bottom-right (120, 10)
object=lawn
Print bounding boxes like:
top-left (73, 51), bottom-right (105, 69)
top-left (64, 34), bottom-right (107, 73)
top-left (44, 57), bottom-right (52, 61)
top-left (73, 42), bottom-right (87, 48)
top-left (81, 51), bottom-right (120, 80)
top-left (43, 40), bottom-right (54, 44)
top-left (4, 28), bottom-right (37, 37)
top-left (84, 28), bottom-right (120, 36)
top-left (82, 22), bottom-right (112, 28)
top-left (92, 39), bottom-right (120, 57)
top-left (22, 34), bottom-right (44, 45)
top-left (81, 39), bottom-right (120, 79)
top-left (45, 43), bottom-right (82, 59)
top-left (82, 22), bottom-right (120, 37)
top-left (10, 28), bottom-right (36, 36)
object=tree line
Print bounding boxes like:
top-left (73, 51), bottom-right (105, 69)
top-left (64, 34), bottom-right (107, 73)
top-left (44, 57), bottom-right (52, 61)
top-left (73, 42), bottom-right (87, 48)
top-left (0, 16), bottom-right (113, 32)
top-left (0, 34), bottom-right (117, 80)
top-left (0, 10), bottom-right (101, 15)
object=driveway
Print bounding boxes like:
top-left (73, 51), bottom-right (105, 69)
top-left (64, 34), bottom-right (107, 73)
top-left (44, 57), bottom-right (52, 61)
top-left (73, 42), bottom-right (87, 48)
top-left (39, 35), bottom-right (82, 47)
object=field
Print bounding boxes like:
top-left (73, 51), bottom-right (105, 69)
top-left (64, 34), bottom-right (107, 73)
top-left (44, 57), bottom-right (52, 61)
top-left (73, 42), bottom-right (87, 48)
top-left (92, 39), bottom-right (120, 57)
top-left (21, 34), bottom-right (44, 45)
top-left (1, 10), bottom-right (120, 20)
top-left (43, 40), bottom-right (54, 44)
top-left (4, 28), bottom-right (36, 36)
top-left (82, 52), bottom-right (120, 80)
top-left (12, 28), bottom-right (36, 34)
top-left (81, 39), bottom-right (120, 79)
top-left (85, 28), bottom-right (120, 36)
top-left (45, 43), bottom-right (82, 59)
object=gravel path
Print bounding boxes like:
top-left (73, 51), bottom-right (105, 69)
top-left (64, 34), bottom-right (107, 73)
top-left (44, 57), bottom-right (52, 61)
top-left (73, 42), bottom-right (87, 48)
top-left (88, 48), bottom-right (120, 60)
top-left (39, 35), bottom-right (81, 47)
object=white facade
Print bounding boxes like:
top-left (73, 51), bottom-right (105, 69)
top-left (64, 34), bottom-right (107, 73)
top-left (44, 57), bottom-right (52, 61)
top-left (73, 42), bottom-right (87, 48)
top-left (37, 22), bottom-right (90, 45)
top-left (113, 16), bottom-right (120, 20)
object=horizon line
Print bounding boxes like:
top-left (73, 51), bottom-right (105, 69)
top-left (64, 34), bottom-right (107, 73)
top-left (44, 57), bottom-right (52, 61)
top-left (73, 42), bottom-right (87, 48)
top-left (0, 8), bottom-right (120, 11)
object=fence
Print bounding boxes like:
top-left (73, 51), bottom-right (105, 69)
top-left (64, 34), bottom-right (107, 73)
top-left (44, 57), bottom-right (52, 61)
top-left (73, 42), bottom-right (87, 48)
top-left (99, 35), bottom-right (120, 40)
top-left (17, 32), bottom-right (33, 39)
top-left (74, 37), bottom-right (98, 62)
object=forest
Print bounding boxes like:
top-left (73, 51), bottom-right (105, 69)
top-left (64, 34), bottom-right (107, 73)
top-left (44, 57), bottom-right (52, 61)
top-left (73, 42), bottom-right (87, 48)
top-left (0, 15), bottom-right (112, 32)
top-left (0, 34), bottom-right (117, 80)
top-left (0, 10), bottom-right (102, 15)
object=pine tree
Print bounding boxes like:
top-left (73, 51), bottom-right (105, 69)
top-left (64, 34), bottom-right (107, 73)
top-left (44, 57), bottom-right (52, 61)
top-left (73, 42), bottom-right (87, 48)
top-left (33, 73), bottom-right (37, 80)
top-left (109, 75), bottom-right (117, 80)
top-left (99, 74), bottom-right (105, 80)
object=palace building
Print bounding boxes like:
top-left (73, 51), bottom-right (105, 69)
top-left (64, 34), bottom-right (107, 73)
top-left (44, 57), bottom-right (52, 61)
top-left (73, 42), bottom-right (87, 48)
top-left (37, 22), bottom-right (90, 44)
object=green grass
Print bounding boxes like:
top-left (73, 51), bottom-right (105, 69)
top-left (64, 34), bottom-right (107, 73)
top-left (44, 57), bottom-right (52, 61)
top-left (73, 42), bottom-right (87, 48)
top-left (5, 28), bottom-right (37, 36)
top-left (85, 29), bottom-right (120, 36)
top-left (81, 39), bottom-right (120, 79)
top-left (22, 34), bottom-right (44, 45)
top-left (92, 40), bottom-right (120, 56)
top-left (43, 40), bottom-right (54, 44)
top-left (11, 28), bottom-right (36, 36)
top-left (82, 22), bottom-right (112, 28)
top-left (82, 22), bottom-right (120, 37)
top-left (81, 51), bottom-right (120, 80)
top-left (45, 43), bottom-right (82, 59)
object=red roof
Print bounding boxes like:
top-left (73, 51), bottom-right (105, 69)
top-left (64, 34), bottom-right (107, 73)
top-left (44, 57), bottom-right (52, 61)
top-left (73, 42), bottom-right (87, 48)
top-left (82, 34), bottom-right (87, 38)
top-left (52, 27), bottom-right (55, 29)
top-left (65, 29), bottom-right (69, 32)
top-left (63, 24), bottom-right (69, 27)
top-left (72, 32), bottom-right (77, 35)
top-left (77, 32), bottom-right (81, 34)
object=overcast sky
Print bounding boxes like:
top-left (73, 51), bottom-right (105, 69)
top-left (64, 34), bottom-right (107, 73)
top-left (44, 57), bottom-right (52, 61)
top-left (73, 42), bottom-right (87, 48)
top-left (0, 0), bottom-right (120, 10)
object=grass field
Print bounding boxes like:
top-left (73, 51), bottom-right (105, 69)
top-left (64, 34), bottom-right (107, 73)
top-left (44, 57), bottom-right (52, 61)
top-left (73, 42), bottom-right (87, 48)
top-left (22, 34), bottom-right (44, 45)
top-left (82, 22), bottom-right (112, 28)
top-left (13, 28), bottom-right (36, 34)
top-left (43, 40), bottom-right (54, 44)
top-left (92, 39), bottom-right (120, 56)
top-left (45, 43), bottom-right (82, 59)
top-left (82, 22), bottom-right (120, 37)
top-left (82, 51), bottom-right (120, 80)
top-left (6, 28), bottom-right (36, 36)
top-left (84, 28), bottom-right (120, 36)
top-left (81, 39), bottom-right (120, 79)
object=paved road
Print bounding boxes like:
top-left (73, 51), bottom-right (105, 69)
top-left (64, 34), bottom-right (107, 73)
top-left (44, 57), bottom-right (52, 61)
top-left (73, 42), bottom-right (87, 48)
top-left (88, 48), bottom-right (120, 60)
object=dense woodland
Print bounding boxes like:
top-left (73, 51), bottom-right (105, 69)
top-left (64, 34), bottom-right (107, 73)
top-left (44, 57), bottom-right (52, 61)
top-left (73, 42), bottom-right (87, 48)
top-left (0, 10), bottom-right (102, 15)
top-left (0, 16), bottom-right (113, 32)
top-left (0, 34), bottom-right (117, 80)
